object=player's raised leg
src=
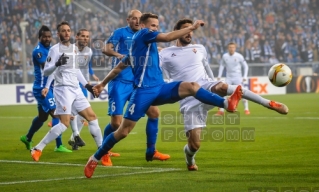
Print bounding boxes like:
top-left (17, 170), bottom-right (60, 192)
top-left (178, 82), bottom-right (242, 111)
top-left (211, 83), bottom-right (288, 114)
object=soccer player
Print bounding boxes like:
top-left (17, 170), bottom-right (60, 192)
top-left (84, 13), bottom-right (243, 178)
top-left (67, 28), bottom-right (97, 150)
top-left (20, 25), bottom-right (71, 153)
top-left (216, 42), bottom-right (250, 115)
top-left (102, 9), bottom-right (169, 166)
top-left (160, 19), bottom-right (289, 171)
top-left (30, 21), bottom-right (103, 162)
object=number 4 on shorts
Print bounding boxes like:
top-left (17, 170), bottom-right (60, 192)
top-left (129, 104), bottom-right (135, 115)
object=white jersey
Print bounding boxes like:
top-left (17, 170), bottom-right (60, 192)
top-left (218, 52), bottom-right (248, 79)
top-left (77, 46), bottom-right (93, 81)
top-left (160, 44), bottom-right (214, 84)
top-left (44, 43), bottom-right (80, 87)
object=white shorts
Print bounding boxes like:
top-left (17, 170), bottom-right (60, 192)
top-left (179, 79), bottom-right (222, 132)
top-left (54, 86), bottom-right (90, 115)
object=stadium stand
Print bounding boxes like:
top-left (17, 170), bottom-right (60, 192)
top-left (1, 0), bottom-right (319, 83)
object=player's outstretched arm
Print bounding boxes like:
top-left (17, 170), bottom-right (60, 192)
top-left (156, 20), bottom-right (204, 42)
top-left (93, 61), bottom-right (128, 97)
top-left (103, 43), bottom-right (124, 59)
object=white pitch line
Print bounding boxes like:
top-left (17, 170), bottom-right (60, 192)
top-left (0, 169), bottom-right (175, 185)
top-left (0, 160), bottom-right (179, 171)
top-left (1, 116), bottom-right (318, 120)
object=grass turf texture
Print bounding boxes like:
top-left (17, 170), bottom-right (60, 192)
top-left (0, 93), bottom-right (318, 192)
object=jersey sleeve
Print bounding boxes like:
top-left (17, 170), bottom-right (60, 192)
top-left (32, 49), bottom-right (46, 65)
top-left (141, 29), bottom-right (160, 44)
top-left (43, 48), bottom-right (59, 76)
top-left (89, 61), bottom-right (94, 75)
top-left (106, 29), bottom-right (122, 47)
top-left (201, 46), bottom-right (215, 79)
top-left (217, 55), bottom-right (225, 78)
top-left (239, 54), bottom-right (249, 78)
top-left (88, 49), bottom-right (94, 75)
top-left (158, 51), bottom-right (171, 81)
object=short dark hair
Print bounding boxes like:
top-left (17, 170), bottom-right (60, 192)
top-left (227, 42), bottom-right (237, 46)
top-left (174, 18), bottom-right (193, 30)
top-left (57, 21), bottom-right (70, 32)
top-left (140, 13), bottom-right (158, 24)
top-left (76, 28), bottom-right (89, 36)
top-left (38, 25), bottom-right (51, 39)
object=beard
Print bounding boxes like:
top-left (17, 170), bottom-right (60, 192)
top-left (60, 35), bottom-right (70, 43)
top-left (179, 36), bottom-right (192, 45)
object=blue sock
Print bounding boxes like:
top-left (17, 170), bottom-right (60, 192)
top-left (94, 133), bottom-right (118, 160)
top-left (26, 116), bottom-right (44, 142)
top-left (52, 118), bottom-right (62, 148)
top-left (146, 118), bottom-right (158, 155)
top-left (195, 88), bottom-right (225, 108)
top-left (103, 123), bottom-right (115, 141)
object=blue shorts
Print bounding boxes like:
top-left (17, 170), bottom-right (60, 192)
top-left (79, 83), bottom-right (88, 97)
top-left (33, 88), bottom-right (56, 113)
top-left (124, 81), bottom-right (182, 121)
top-left (108, 80), bottom-right (134, 116)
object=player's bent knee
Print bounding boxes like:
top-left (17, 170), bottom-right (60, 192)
top-left (180, 82), bottom-right (200, 95)
top-left (211, 82), bottom-right (228, 97)
top-left (111, 122), bottom-right (121, 129)
top-left (38, 115), bottom-right (48, 122)
top-left (146, 106), bottom-right (160, 118)
top-left (38, 112), bottom-right (49, 122)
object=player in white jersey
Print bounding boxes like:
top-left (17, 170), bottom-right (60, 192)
top-left (30, 21), bottom-right (103, 162)
top-left (160, 19), bottom-right (289, 171)
top-left (68, 28), bottom-right (94, 150)
top-left (217, 42), bottom-right (250, 115)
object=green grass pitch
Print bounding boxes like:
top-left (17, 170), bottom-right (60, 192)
top-left (0, 93), bottom-right (318, 192)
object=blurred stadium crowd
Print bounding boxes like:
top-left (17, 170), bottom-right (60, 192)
top-left (1, 0), bottom-right (319, 83)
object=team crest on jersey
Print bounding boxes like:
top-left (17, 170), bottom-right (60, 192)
top-left (37, 52), bottom-right (42, 58)
top-left (171, 53), bottom-right (176, 57)
top-left (63, 106), bottom-right (66, 111)
top-left (193, 48), bottom-right (197, 54)
top-left (47, 56), bottom-right (51, 62)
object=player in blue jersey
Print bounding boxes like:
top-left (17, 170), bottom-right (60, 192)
top-left (101, 10), bottom-right (169, 166)
top-left (20, 25), bottom-right (71, 153)
top-left (84, 13), bottom-right (243, 177)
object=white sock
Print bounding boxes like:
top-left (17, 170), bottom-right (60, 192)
top-left (184, 144), bottom-right (198, 165)
top-left (242, 99), bottom-right (249, 110)
top-left (88, 119), bottom-right (103, 148)
top-left (77, 115), bottom-right (85, 134)
top-left (227, 85), bottom-right (270, 107)
top-left (35, 123), bottom-right (67, 151)
top-left (70, 116), bottom-right (79, 141)
top-left (220, 97), bottom-right (226, 112)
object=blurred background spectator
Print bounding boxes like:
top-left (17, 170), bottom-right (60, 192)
top-left (1, 0), bottom-right (319, 83)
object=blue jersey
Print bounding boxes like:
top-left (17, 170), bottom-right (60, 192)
top-left (106, 26), bottom-right (135, 82)
top-left (32, 42), bottom-right (51, 89)
top-left (123, 28), bottom-right (164, 88)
